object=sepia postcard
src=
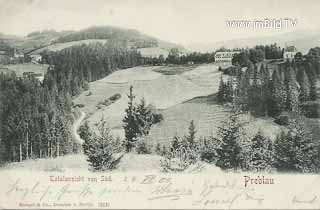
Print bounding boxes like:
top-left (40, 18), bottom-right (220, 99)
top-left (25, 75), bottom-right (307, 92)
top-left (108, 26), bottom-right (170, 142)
top-left (1, 0), bottom-right (320, 209)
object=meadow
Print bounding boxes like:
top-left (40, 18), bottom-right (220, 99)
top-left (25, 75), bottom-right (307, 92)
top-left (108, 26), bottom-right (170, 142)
top-left (1, 63), bottom-right (48, 76)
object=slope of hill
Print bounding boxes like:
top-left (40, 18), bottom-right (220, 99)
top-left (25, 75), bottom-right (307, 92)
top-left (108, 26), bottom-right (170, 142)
top-left (0, 30), bottom-right (72, 53)
top-left (29, 39), bottom-right (108, 55)
top-left (53, 26), bottom-right (186, 51)
top-left (0, 26), bottom-right (185, 56)
top-left (187, 29), bottom-right (320, 54)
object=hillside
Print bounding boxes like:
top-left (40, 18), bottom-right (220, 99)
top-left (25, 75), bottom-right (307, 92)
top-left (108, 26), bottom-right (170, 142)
top-left (187, 29), bottom-right (320, 54)
top-left (29, 39), bottom-right (108, 55)
top-left (53, 26), bottom-right (185, 51)
top-left (0, 30), bottom-right (72, 53)
top-left (0, 26), bottom-right (186, 55)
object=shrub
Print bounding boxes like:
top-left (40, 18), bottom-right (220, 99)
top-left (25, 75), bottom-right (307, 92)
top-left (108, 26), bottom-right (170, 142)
top-left (160, 144), bottom-right (200, 172)
top-left (152, 113), bottom-right (163, 124)
top-left (160, 129), bottom-right (200, 173)
top-left (109, 93), bottom-right (121, 101)
top-left (198, 137), bottom-right (219, 163)
top-left (155, 143), bottom-right (168, 156)
top-left (135, 140), bottom-right (153, 154)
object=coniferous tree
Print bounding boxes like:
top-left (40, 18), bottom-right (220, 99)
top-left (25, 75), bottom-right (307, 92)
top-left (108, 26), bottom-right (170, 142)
top-left (274, 118), bottom-right (319, 173)
top-left (285, 67), bottom-right (300, 113)
top-left (269, 70), bottom-right (287, 116)
top-left (136, 98), bottom-right (153, 136)
top-left (216, 111), bottom-right (243, 170)
top-left (123, 86), bottom-right (139, 152)
top-left (217, 75), bottom-right (226, 103)
top-left (297, 67), bottom-right (311, 102)
top-left (247, 131), bottom-right (274, 172)
top-left (82, 119), bottom-right (123, 171)
top-left (186, 120), bottom-right (197, 148)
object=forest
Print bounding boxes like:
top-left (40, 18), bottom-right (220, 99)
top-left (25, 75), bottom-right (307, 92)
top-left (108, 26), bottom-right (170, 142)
top-left (0, 41), bottom-right (143, 164)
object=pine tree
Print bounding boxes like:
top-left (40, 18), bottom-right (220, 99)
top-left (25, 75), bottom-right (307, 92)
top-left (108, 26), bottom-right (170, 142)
top-left (297, 67), bottom-right (310, 102)
top-left (216, 110), bottom-right (243, 170)
top-left (269, 70), bottom-right (287, 116)
top-left (247, 131), bottom-right (274, 172)
top-left (136, 98), bottom-right (153, 136)
top-left (217, 75), bottom-right (226, 103)
top-left (123, 86), bottom-right (139, 152)
top-left (285, 67), bottom-right (300, 113)
top-left (186, 120), bottom-right (197, 147)
top-left (82, 119), bottom-right (122, 171)
top-left (274, 118), bottom-right (319, 173)
top-left (225, 77), bottom-right (234, 102)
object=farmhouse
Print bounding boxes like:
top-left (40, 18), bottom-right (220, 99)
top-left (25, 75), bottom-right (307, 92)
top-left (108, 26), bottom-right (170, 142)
top-left (23, 71), bottom-right (44, 82)
top-left (283, 46), bottom-right (297, 61)
top-left (13, 49), bottom-right (24, 58)
top-left (30, 54), bottom-right (42, 63)
top-left (214, 51), bottom-right (240, 63)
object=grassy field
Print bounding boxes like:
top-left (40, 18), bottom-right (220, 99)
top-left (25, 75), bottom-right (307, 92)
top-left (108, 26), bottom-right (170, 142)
top-left (74, 64), bottom-right (219, 138)
top-left (144, 95), bottom-right (283, 146)
top-left (2, 63), bottom-right (48, 76)
top-left (74, 63), bottom-right (283, 147)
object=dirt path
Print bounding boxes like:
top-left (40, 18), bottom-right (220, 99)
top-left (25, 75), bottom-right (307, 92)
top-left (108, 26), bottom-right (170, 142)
top-left (72, 111), bottom-right (86, 144)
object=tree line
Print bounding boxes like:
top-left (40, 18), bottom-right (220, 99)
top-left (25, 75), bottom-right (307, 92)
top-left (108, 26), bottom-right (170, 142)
top-left (0, 41), bottom-right (144, 164)
top-left (0, 72), bottom-right (76, 163)
top-left (41, 41), bottom-right (143, 97)
top-left (142, 48), bottom-right (215, 66)
top-left (219, 48), bottom-right (320, 118)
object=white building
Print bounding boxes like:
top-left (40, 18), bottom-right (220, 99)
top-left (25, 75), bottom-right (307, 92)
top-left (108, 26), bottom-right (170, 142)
top-left (214, 51), bottom-right (240, 63)
top-left (283, 46), bottom-right (297, 61)
top-left (30, 54), bottom-right (42, 63)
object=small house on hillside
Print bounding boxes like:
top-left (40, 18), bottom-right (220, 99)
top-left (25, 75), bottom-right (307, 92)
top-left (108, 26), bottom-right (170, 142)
top-left (283, 46), bottom-right (297, 61)
top-left (214, 51), bottom-right (240, 64)
top-left (30, 54), bottom-right (42, 64)
top-left (23, 72), bottom-right (44, 82)
top-left (13, 49), bottom-right (24, 58)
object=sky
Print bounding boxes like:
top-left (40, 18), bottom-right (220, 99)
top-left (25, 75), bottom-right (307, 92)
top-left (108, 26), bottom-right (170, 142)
top-left (0, 0), bottom-right (320, 45)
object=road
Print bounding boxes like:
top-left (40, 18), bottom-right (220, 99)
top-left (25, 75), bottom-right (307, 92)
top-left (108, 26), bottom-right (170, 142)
top-left (72, 110), bottom-right (86, 144)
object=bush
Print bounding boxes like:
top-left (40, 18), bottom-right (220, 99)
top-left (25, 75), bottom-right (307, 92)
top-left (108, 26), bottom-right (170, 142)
top-left (152, 113), bottom-right (163, 124)
top-left (82, 120), bottom-right (123, 171)
top-left (96, 93), bottom-right (121, 109)
top-left (198, 137), bottom-right (219, 163)
top-left (109, 93), bottom-right (121, 101)
top-left (160, 132), bottom-right (200, 172)
top-left (160, 144), bottom-right (200, 172)
top-left (135, 140), bottom-right (153, 154)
